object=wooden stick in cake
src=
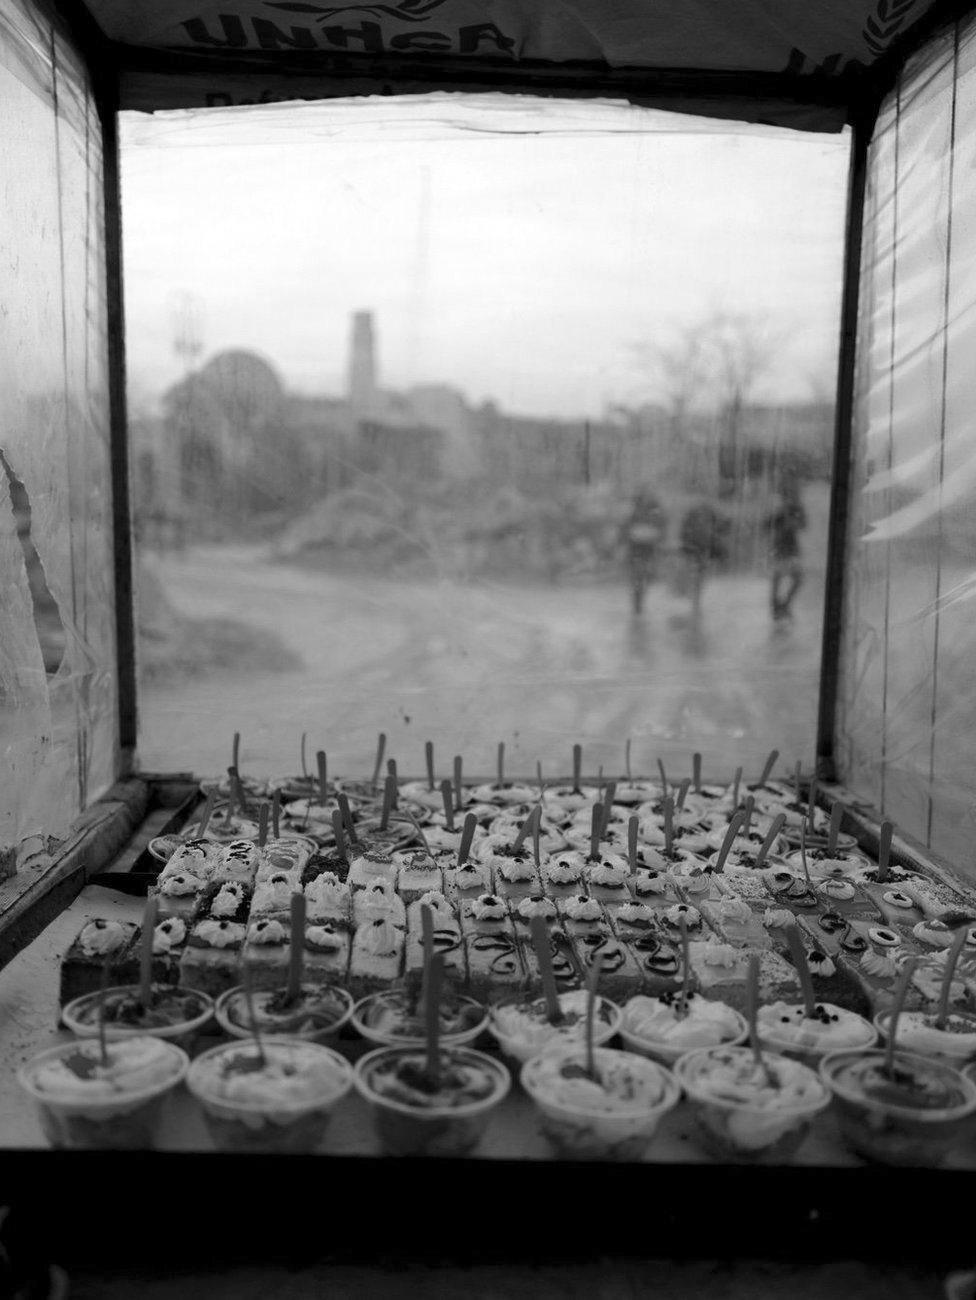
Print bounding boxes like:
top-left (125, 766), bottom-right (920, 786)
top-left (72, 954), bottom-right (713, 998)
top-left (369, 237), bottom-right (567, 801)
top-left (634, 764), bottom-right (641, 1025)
top-left (497, 741), bottom-right (505, 788)
top-left (746, 954), bottom-right (775, 1086)
top-left (453, 756), bottom-right (464, 811)
top-left (241, 960), bottom-right (268, 1069)
top-left (530, 913), bottom-right (563, 1024)
top-left (757, 748), bottom-right (779, 789)
top-left (572, 743), bottom-right (583, 795)
top-left (677, 915), bottom-right (692, 1019)
top-left (827, 801), bottom-right (843, 856)
top-left (713, 810), bottom-right (746, 874)
top-left (458, 813), bottom-right (477, 867)
top-left (271, 789), bottom-right (281, 841)
top-left (331, 809), bottom-right (346, 860)
top-left (589, 802), bottom-right (602, 861)
top-left (806, 775), bottom-right (819, 833)
top-left (232, 732), bottom-right (241, 778)
top-left (663, 796), bottom-right (674, 856)
top-left (628, 815), bottom-right (639, 875)
top-left (257, 804), bottom-right (269, 849)
top-left (934, 926), bottom-right (970, 1030)
top-left (369, 732), bottom-right (387, 795)
top-left (884, 955), bottom-right (918, 1079)
top-left (877, 820), bottom-right (894, 883)
top-left (624, 737), bottom-right (632, 782)
top-left (786, 923), bottom-right (817, 1018)
top-left (338, 793), bottom-right (357, 846)
top-left (532, 805), bottom-right (541, 869)
top-left (424, 950), bottom-right (444, 1088)
top-left (600, 781), bottom-right (616, 839)
top-left (584, 950), bottom-right (604, 1081)
top-left (799, 820), bottom-right (813, 890)
top-left (286, 892), bottom-right (306, 1005)
top-left (740, 795), bottom-right (755, 841)
top-left (97, 957), bottom-right (112, 1067)
top-left (440, 780), bottom-right (455, 833)
top-left (656, 758), bottom-right (668, 799)
top-left (512, 806), bottom-right (538, 855)
top-left (692, 752), bottom-right (703, 794)
top-left (229, 766), bottom-right (248, 816)
top-left (753, 813), bottom-right (786, 870)
top-left (675, 778), bottom-right (691, 814)
top-left (731, 766), bottom-right (742, 812)
top-left (386, 758), bottom-right (399, 809)
top-left (379, 774), bottom-right (397, 831)
top-left (139, 896), bottom-right (158, 1009)
top-left (317, 751), bottom-right (328, 806)
top-left (197, 789), bottom-right (217, 837)
top-left (300, 731), bottom-right (308, 780)
top-left (425, 741), bottom-right (435, 792)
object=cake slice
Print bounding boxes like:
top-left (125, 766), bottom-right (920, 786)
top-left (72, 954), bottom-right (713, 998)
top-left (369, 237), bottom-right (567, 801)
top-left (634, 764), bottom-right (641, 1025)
top-left (557, 893), bottom-right (612, 939)
top-left (686, 939), bottom-right (800, 1013)
top-left (394, 850), bottom-right (444, 904)
top-left (302, 921), bottom-right (352, 984)
top-left (348, 919), bottom-right (406, 998)
top-left (352, 878), bottom-right (406, 929)
top-left (404, 896), bottom-right (465, 986)
top-left (149, 915), bottom-right (191, 986)
top-left (59, 919), bottom-right (140, 1008)
top-left (250, 870), bottom-right (302, 921)
top-left (624, 930), bottom-right (684, 995)
top-left (540, 850), bottom-right (587, 900)
top-left (568, 932), bottom-right (643, 1001)
top-left (179, 919), bottom-right (247, 997)
top-left (463, 931), bottom-right (526, 1001)
top-left (243, 917), bottom-right (292, 990)
top-left (302, 870), bottom-right (352, 926)
top-left (517, 924), bottom-right (582, 994)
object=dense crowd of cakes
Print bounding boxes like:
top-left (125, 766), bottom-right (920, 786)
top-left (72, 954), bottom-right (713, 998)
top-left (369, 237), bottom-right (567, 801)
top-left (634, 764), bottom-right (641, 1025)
top-left (60, 756), bottom-right (976, 1029)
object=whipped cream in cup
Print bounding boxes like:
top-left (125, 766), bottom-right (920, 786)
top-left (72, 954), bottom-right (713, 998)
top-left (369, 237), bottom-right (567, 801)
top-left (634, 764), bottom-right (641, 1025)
top-left (873, 1009), bottom-right (976, 1067)
top-left (675, 1044), bottom-right (830, 1161)
top-left (756, 1001), bottom-right (877, 1067)
top-left (187, 1037), bottom-right (353, 1153)
top-left (215, 983), bottom-right (354, 1042)
top-left (820, 1048), bottom-right (976, 1165)
top-left (352, 990), bottom-right (488, 1048)
top-left (62, 984), bottom-right (214, 1046)
top-left (18, 1037), bottom-right (189, 1149)
top-left (354, 1044), bottom-right (510, 1156)
top-left (488, 990), bottom-right (622, 1064)
top-left (620, 992), bottom-right (747, 1065)
top-left (520, 1044), bottom-right (680, 1160)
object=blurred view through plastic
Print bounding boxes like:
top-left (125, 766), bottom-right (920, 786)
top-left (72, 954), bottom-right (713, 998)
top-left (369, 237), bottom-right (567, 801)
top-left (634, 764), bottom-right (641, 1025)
top-left (123, 95), bottom-right (848, 789)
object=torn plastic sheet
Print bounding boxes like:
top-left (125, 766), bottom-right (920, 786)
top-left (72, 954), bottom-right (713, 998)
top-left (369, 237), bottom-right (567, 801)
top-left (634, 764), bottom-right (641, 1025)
top-left (0, 0), bottom-right (117, 870)
top-left (838, 13), bottom-right (976, 877)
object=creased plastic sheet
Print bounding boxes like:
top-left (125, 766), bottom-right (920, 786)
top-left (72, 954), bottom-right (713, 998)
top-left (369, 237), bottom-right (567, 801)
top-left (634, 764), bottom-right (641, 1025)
top-left (839, 15), bottom-right (976, 877)
top-left (0, 0), bottom-right (117, 868)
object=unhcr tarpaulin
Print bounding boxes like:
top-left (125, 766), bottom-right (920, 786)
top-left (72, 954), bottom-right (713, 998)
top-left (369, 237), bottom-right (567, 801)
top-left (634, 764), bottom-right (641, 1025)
top-left (75, 0), bottom-right (947, 127)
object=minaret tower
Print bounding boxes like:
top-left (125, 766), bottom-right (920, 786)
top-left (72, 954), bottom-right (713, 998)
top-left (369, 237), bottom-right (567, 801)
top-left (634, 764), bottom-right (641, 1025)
top-left (348, 310), bottom-right (377, 417)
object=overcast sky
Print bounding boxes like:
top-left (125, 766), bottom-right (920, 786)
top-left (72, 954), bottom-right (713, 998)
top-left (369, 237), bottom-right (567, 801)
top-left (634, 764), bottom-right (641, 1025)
top-left (120, 94), bottom-right (851, 420)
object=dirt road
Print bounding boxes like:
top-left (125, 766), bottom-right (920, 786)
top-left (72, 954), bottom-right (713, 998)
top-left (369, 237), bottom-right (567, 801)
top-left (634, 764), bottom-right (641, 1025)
top-left (136, 543), bottom-right (825, 785)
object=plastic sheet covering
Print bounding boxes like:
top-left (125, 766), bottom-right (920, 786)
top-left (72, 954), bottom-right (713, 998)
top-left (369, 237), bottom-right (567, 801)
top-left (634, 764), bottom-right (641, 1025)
top-left (839, 14), bottom-right (976, 877)
top-left (0, 0), bottom-right (117, 868)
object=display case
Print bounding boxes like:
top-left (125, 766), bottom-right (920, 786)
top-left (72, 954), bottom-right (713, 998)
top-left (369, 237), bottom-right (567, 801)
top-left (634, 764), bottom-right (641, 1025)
top-left (3, 0), bottom-right (976, 1276)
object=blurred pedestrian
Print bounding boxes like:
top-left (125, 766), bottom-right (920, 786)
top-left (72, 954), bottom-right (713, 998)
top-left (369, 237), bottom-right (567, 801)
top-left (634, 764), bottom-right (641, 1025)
top-left (764, 479), bottom-right (807, 622)
top-left (678, 500), bottom-right (730, 620)
top-left (622, 489), bottom-right (667, 614)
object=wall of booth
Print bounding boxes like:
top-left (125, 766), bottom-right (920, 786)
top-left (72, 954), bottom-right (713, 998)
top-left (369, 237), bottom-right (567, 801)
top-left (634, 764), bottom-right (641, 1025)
top-left (839, 11), bottom-right (976, 874)
top-left (0, 0), bottom-right (117, 870)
